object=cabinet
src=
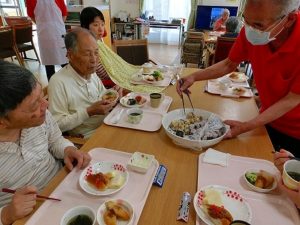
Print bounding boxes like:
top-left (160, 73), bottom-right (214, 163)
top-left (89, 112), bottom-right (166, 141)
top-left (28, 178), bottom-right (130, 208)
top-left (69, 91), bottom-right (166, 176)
top-left (113, 22), bottom-right (142, 40)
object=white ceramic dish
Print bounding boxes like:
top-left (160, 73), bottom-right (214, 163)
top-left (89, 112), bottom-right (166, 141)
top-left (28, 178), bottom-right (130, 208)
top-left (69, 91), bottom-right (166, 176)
top-left (79, 161), bottom-right (129, 196)
top-left (101, 89), bottom-right (119, 104)
top-left (243, 169), bottom-right (277, 193)
top-left (142, 74), bottom-right (164, 84)
top-left (228, 72), bottom-right (247, 83)
top-left (60, 205), bottom-right (96, 225)
top-left (97, 199), bottom-right (134, 225)
top-left (127, 152), bottom-right (155, 173)
top-left (162, 108), bottom-right (229, 150)
top-left (194, 185), bottom-right (252, 225)
top-left (283, 160), bottom-right (300, 190)
top-left (120, 94), bottom-right (147, 108)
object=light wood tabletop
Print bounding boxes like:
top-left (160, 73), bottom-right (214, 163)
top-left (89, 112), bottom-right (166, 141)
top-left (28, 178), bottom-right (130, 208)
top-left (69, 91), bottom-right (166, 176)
top-left (14, 68), bottom-right (274, 225)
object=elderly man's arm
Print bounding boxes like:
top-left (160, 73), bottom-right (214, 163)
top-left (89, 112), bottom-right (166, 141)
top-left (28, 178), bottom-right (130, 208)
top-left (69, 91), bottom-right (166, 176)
top-left (225, 92), bottom-right (300, 137)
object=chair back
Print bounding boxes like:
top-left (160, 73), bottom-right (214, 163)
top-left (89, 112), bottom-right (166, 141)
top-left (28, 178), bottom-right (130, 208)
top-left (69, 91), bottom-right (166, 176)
top-left (4, 16), bottom-right (31, 26)
top-left (213, 36), bottom-right (236, 64)
top-left (113, 39), bottom-right (150, 65)
top-left (0, 26), bottom-right (14, 49)
top-left (12, 22), bottom-right (33, 44)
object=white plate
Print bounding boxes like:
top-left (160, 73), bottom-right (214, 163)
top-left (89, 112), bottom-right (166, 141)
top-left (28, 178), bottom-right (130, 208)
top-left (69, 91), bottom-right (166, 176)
top-left (243, 169), bottom-right (277, 193)
top-left (79, 161), bottom-right (129, 196)
top-left (120, 94), bottom-right (147, 108)
top-left (194, 185), bottom-right (252, 225)
top-left (101, 89), bottom-right (119, 104)
top-left (97, 199), bottom-right (134, 225)
top-left (142, 74), bottom-right (164, 84)
top-left (228, 72), bottom-right (247, 83)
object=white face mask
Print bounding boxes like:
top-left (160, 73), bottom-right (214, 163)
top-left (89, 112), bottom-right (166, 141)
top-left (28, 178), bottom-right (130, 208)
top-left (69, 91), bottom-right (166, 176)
top-left (244, 15), bottom-right (286, 45)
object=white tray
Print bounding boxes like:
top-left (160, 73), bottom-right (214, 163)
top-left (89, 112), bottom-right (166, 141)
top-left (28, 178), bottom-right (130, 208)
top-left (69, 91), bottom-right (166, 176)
top-left (130, 69), bottom-right (173, 87)
top-left (104, 94), bottom-right (172, 132)
top-left (25, 148), bottom-right (159, 225)
top-left (196, 153), bottom-right (300, 225)
top-left (206, 80), bottom-right (253, 98)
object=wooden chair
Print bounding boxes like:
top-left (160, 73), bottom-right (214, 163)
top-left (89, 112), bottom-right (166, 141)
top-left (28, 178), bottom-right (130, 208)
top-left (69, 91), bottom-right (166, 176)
top-left (113, 39), bottom-right (156, 65)
top-left (4, 16), bottom-right (31, 26)
top-left (0, 26), bottom-right (24, 66)
top-left (12, 22), bottom-right (40, 63)
top-left (211, 36), bottom-right (236, 65)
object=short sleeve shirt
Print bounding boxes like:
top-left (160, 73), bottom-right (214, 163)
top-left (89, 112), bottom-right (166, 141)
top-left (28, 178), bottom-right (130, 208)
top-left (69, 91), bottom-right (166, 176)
top-left (26, 0), bottom-right (67, 18)
top-left (228, 12), bottom-right (300, 139)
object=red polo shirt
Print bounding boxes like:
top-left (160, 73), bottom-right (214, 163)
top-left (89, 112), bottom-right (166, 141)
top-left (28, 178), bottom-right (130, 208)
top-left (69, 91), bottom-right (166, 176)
top-left (229, 12), bottom-right (300, 139)
top-left (26, 0), bottom-right (67, 18)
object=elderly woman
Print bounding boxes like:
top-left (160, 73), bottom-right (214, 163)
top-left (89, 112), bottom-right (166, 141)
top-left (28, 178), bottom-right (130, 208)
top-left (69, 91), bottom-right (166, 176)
top-left (222, 16), bottom-right (240, 38)
top-left (80, 7), bottom-right (115, 88)
top-left (213, 8), bottom-right (230, 32)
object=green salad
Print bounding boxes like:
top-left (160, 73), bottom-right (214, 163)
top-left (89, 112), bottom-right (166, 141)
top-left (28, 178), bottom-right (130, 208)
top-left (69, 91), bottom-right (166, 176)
top-left (245, 172), bottom-right (257, 185)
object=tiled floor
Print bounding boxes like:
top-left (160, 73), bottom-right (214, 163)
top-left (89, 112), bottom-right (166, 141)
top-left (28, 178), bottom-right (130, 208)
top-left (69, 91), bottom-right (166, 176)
top-left (8, 41), bottom-right (181, 87)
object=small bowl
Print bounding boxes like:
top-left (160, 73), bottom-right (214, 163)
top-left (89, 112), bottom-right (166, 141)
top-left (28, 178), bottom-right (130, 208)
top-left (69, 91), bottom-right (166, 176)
top-left (127, 108), bottom-right (143, 124)
top-left (283, 160), bottom-right (300, 190)
top-left (127, 152), bottom-right (155, 173)
top-left (101, 89), bottom-right (119, 104)
top-left (243, 169), bottom-right (277, 193)
top-left (97, 199), bottom-right (134, 225)
top-left (60, 205), bottom-right (96, 225)
top-left (230, 220), bottom-right (251, 225)
top-left (142, 63), bottom-right (153, 74)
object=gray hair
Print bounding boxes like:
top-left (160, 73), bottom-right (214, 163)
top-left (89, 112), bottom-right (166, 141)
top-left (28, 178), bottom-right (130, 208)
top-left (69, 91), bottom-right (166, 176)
top-left (223, 8), bottom-right (230, 16)
top-left (64, 27), bottom-right (96, 52)
top-left (226, 16), bottom-right (239, 33)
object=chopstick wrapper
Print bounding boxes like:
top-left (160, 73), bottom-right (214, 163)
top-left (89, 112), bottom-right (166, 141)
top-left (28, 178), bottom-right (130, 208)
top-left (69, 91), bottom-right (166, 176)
top-left (202, 148), bottom-right (230, 167)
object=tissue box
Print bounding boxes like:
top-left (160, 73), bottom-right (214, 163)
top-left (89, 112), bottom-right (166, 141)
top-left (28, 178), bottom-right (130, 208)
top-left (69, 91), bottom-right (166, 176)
top-left (127, 152), bottom-right (154, 173)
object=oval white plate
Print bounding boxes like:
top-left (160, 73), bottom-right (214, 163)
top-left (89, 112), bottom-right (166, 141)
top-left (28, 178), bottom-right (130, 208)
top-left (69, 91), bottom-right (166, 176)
top-left (243, 169), bottom-right (277, 193)
top-left (79, 161), bottom-right (129, 196)
top-left (97, 199), bottom-right (134, 225)
top-left (142, 74), bottom-right (164, 84)
top-left (120, 94), bottom-right (147, 108)
top-left (193, 185), bottom-right (252, 225)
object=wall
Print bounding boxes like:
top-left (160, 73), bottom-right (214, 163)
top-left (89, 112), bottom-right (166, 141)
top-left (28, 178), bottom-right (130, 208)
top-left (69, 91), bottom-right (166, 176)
top-left (198, 0), bottom-right (240, 6)
top-left (110, 0), bottom-right (140, 19)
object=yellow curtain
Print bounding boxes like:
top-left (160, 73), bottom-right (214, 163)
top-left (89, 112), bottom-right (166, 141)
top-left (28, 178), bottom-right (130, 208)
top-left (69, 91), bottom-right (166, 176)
top-left (187, 0), bottom-right (197, 29)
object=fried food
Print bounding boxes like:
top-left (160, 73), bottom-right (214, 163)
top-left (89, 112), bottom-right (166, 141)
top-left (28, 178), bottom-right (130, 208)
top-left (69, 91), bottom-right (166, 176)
top-left (102, 91), bottom-right (118, 102)
top-left (103, 209), bottom-right (117, 225)
top-left (86, 172), bottom-right (112, 190)
top-left (202, 204), bottom-right (233, 225)
top-left (246, 170), bottom-right (275, 189)
top-left (105, 201), bottom-right (130, 220)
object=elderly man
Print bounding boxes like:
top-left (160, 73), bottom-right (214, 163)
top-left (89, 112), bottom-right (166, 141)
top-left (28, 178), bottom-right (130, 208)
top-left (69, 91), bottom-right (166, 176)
top-left (213, 8), bottom-right (230, 31)
top-left (178, 0), bottom-right (300, 157)
top-left (222, 16), bottom-right (240, 38)
top-left (0, 61), bottom-right (91, 225)
top-left (48, 28), bottom-right (116, 139)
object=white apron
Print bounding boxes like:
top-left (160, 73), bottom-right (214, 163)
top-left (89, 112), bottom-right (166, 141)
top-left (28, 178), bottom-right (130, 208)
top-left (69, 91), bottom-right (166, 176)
top-left (34, 0), bottom-right (68, 65)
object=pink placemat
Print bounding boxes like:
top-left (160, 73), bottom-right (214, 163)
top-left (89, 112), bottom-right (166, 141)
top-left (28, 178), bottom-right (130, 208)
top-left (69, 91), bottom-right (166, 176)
top-left (104, 95), bottom-right (172, 132)
top-left (25, 148), bottom-right (159, 225)
top-left (196, 153), bottom-right (300, 225)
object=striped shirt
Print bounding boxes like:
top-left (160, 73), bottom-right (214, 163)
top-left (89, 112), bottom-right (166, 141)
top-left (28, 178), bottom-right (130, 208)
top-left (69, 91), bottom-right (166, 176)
top-left (0, 110), bottom-right (73, 208)
top-left (95, 62), bottom-right (116, 88)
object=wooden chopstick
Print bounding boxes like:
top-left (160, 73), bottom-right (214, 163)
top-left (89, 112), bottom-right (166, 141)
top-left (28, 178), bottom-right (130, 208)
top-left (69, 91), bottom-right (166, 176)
top-left (1, 188), bottom-right (61, 201)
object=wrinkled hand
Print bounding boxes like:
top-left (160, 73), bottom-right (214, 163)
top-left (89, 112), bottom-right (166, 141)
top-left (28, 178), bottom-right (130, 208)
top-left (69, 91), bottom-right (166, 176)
top-left (87, 100), bottom-right (115, 116)
top-left (1, 186), bottom-right (37, 225)
top-left (64, 146), bottom-right (91, 171)
top-left (278, 178), bottom-right (300, 209)
top-left (224, 120), bottom-right (250, 138)
top-left (274, 149), bottom-right (294, 173)
top-left (176, 76), bottom-right (194, 96)
top-left (112, 85), bottom-right (123, 98)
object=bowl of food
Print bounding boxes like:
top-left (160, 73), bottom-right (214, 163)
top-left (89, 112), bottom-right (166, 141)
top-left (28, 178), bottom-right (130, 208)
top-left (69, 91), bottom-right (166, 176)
top-left (120, 93), bottom-right (147, 108)
top-left (232, 87), bottom-right (247, 96)
top-left (143, 71), bottom-right (164, 83)
top-left (283, 160), bottom-right (300, 190)
top-left (101, 89), bottom-right (119, 104)
top-left (127, 152), bottom-right (155, 173)
top-left (142, 63), bottom-right (153, 74)
top-left (97, 199), bottom-right (134, 225)
top-left (244, 169), bottom-right (277, 193)
top-left (162, 108), bottom-right (229, 150)
top-left (126, 108), bottom-right (143, 124)
top-left (228, 72), bottom-right (247, 83)
top-left (60, 205), bottom-right (96, 225)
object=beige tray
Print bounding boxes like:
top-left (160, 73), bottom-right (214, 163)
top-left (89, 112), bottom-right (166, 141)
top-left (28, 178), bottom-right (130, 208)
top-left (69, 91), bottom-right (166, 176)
top-left (25, 148), bottom-right (159, 225)
top-left (196, 153), bottom-right (300, 225)
top-left (130, 69), bottom-right (173, 87)
top-left (104, 95), bottom-right (172, 132)
top-left (206, 80), bottom-right (253, 98)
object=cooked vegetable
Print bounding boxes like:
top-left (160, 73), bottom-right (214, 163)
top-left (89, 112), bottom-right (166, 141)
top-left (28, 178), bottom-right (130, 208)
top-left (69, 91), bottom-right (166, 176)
top-left (245, 172), bottom-right (257, 185)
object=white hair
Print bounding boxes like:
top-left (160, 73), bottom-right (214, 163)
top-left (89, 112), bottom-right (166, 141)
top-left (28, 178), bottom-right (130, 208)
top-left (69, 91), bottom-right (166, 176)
top-left (247, 0), bottom-right (300, 15)
top-left (223, 8), bottom-right (230, 15)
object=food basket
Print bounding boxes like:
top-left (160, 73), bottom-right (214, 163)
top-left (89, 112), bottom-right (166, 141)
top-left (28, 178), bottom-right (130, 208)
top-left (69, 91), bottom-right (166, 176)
top-left (162, 108), bottom-right (229, 150)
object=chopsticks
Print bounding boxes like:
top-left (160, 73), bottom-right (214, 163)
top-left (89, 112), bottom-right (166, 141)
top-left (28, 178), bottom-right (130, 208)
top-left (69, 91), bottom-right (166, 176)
top-left (1, 188), bottom-right (61, 201)
top-left (271, 150), bottom-right (300, 161)
top-left (178, 79), bottom-right (194, 113)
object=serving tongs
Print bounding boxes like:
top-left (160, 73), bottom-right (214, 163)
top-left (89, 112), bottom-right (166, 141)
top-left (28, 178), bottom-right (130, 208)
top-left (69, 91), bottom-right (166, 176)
top-left (177, 76), bottom-right (195, 114)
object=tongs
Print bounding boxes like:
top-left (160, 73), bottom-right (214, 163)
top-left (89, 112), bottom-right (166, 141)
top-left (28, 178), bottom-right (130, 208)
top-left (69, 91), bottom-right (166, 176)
top-left (177, 76), bottom-right (194, 114)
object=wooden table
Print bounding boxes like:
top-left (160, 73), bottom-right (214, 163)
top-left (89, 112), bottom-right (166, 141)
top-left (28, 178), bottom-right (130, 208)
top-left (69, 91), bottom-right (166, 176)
top-left (14, 68), bottom-right (274, 225)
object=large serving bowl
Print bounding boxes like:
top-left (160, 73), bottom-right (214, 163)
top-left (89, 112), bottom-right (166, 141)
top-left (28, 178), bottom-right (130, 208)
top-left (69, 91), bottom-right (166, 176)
top-left (162, 108), bottom-right (229, 150)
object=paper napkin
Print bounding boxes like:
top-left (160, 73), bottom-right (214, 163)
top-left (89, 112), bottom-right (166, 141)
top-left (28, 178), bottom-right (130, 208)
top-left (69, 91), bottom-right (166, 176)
top-left (202, 148), bottom-right (230, 167)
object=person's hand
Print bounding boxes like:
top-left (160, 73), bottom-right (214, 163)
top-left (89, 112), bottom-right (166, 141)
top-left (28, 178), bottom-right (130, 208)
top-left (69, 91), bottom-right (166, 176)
top-left (87, 100), bottom-right (115, 116)
top-left (112, 85), bottom-right (123, 98)
top-left (278, 178), bottom-right (300, 209)
top-left (223, 120), bottom-right (251, 138)
top-left (176, 76), bottom-right (194, 96)
top-left (1, 186), bottom-right (37, 225)
top-left (64, 146), bottom-right (91, 171)
top-left (274, 149), bottom-right (294, 173)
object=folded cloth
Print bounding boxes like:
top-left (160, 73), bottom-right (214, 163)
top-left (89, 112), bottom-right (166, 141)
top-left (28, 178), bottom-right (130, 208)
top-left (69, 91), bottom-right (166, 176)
top-left (202, 148), bottom-right (230, 167)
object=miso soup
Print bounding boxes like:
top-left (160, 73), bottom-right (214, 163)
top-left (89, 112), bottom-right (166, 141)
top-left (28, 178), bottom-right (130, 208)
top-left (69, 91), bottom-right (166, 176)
top-left (67, 215), bottom-right (93, 225)
top-left (287, 171), bottom-right (300, 182)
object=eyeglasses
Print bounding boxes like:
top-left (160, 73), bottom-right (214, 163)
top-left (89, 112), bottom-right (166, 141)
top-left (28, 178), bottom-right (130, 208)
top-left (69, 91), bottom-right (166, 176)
top-left (241, 14), bottom-right (286, 33)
